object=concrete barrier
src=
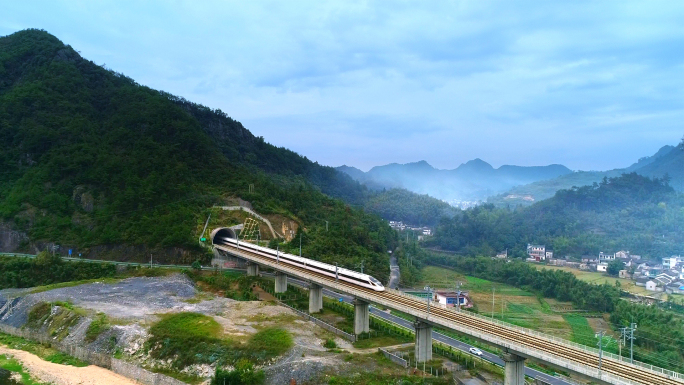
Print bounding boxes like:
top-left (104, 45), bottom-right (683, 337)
top-left (379, 348), bottom-right (408, 368)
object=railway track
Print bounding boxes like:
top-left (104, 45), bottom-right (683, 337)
top-left (216, 243), bottom-right (679, 385)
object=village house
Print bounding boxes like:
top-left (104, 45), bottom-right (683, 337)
top-left (599, 251), bottom-right (615, 261)
top-left (645, 280), bottom-right (660, 292)
top-left (663, 255), bottom-right (684, 269)
top-left (615, 250), bottom-right (630, 259)
top-left (596, 263), bottom-right (608, 272)
top-left (433, 291), bottom-right (473, 308)
top-left (666, 282), bottom-right (684, 295)
top-left (527, 244), bottom-right (546, 262)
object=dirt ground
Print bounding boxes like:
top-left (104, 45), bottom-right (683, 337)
top-left (0, 345), bottom-right (138, 385)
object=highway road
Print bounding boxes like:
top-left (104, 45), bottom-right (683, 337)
top-left (280, 275), bottom-right (573, 385)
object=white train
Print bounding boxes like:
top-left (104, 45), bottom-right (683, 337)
top-left (218, 237), bottom-right (385, 292)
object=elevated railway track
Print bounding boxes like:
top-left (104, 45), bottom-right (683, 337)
top-left (215, 242), bottom-right (682, 385)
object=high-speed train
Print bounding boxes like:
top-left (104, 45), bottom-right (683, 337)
top-left (218, 237), bottom-right (385, 292)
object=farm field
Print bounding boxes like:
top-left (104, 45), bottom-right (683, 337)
top-left (417, 266), bottom-right (602, 340)
top-left (532, 265), bottom-right (652, 296)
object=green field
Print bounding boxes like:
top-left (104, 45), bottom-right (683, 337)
top-left (418, 266), bottom-right (599, 340)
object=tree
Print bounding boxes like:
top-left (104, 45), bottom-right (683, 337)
top-left (191, 260), bottom-right (202, 271)
top-left (606, 260), bottom-right (625, 276)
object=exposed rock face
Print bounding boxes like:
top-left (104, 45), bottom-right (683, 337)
top-left (0, 222), bottom-right (27, 253)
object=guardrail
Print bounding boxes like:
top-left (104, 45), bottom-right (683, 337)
top-left (275, 300), bottom-right (356, 342)
top-left (0, 252), bottom-right (243, 272)
top-left (216, 245), bottom-right (681, 385)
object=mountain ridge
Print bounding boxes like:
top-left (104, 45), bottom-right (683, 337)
top-left (489, 144), bottom-right (682, 206)
top-left (337, 158), bottom-right (572, 202)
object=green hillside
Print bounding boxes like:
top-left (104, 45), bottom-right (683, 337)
top-left (0, 29), bottom-right (399, 279)
top-left (489, 144), bottom-right (682, 206)
top-left (428, 173), bottom-right (684, 259)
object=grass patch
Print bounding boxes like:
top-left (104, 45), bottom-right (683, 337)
top-left (0, 333), bottom-right (87, 367)
top-left (147, 312), bottom-right (234, 369)
top-left (353, 335), bottom-right (407, 349)
top-left (0, 354), bottom-right (47, 385)
top-left (85, 313), bottom-right (109, 343)
top-left (151, 312), bottom-right (222, 340)
top-left (29, 278), bottom-right (121, 294)
top-left (26, 302), bottom-right (83, 341)
top-left (246, 328), bottom-right (293, 359)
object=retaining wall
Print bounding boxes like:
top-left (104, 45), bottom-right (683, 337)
top-left (0, 324), bottom-right (187, 385)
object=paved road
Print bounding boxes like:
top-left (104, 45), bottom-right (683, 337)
top-left (279, 275), bottom-right (573, 385)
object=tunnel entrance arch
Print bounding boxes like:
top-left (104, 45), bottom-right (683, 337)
top-left (211, 227), bottom-right (237, 245)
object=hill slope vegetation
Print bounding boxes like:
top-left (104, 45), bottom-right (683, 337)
top-left (428, 173), bottom-right (684, 259)
top-left (0, 29), bottom-right (400, 279)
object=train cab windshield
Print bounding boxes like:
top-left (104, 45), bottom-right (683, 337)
top-left (369, 277), bottom-right (382, 286)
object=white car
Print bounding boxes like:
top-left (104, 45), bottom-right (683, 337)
top-left (469, 347), bottom-right (483, 356)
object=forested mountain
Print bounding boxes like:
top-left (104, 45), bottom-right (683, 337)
top-left (427, 173), bottom-right (684, 259)
top-left (337, 159), bottom-right (571, 202)
top-left (489, 144), bottom-right (681, 206)
top-left (0, 29), bottom-right (407, 279)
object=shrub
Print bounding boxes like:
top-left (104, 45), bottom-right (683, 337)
top-left (212, 359), bottom-right (264, 385)
top-left (85, 313), bottom-right (109, 343)
top-left (323, 338), bottom-right (337, 349)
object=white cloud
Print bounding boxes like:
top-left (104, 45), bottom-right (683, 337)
top-left (2, 0), bottom-right (684, 170)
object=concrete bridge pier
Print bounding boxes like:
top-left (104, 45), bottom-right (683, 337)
top-left (309, 283), bottom-right (323, 313)
top-left (414, 320), bottom-right (433, 362)
top-left (246, 263), bottom-right (260, 276)
top-left (502, 351), bottom-right (526, 385)
top-left (275, 272), bottom-right (288, 293)
top-left (353, 298), bottom-right (370, 334)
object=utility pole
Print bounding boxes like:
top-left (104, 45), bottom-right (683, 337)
top-left (276, 245), bottom-right (279, 264)
top-left (335, 263), bottom-right (339, 282)
top-left (325, 220), bottom-right (328, 232)
top-left (629, 321), bottom-right (637, 364)
top-left (425, 286), bottom-right (432, 317)
top-left (299, 233), bottom-right (302, 257)
top-left (150, 254), bottom-right (152, 268)
top-left (618, 327), bottom-right (627, 361)
top-left (492, 286), bottom-right (495, 319)
top-left (456, 281), bottom-right (462, 311)
top-left (597, 330), bottom-right (605, 375)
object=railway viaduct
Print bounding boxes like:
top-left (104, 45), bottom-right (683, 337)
top-left (210, 228), bottom-right (681, 385)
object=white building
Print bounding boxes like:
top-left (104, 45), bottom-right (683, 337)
top-left (615, 250), bottom-right (630, 259)
top-left (597, 263), bottom-right (608, 272)
top-left (434, 291), bottom-right (472, 308)
top-left (599, 252), bottom-right (615, 261)
top-left (646, 280), bottom-right (659, 292)
top-left (527, 244), bottom-right (546, 261)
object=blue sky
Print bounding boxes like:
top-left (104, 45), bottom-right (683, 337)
top-left (3, 1), bottom-right (684, 171)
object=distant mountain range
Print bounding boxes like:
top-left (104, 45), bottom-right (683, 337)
top-left (489, 144), bottom-right (683, 206)
top-left (337, 160), bottom-right (572, 202)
